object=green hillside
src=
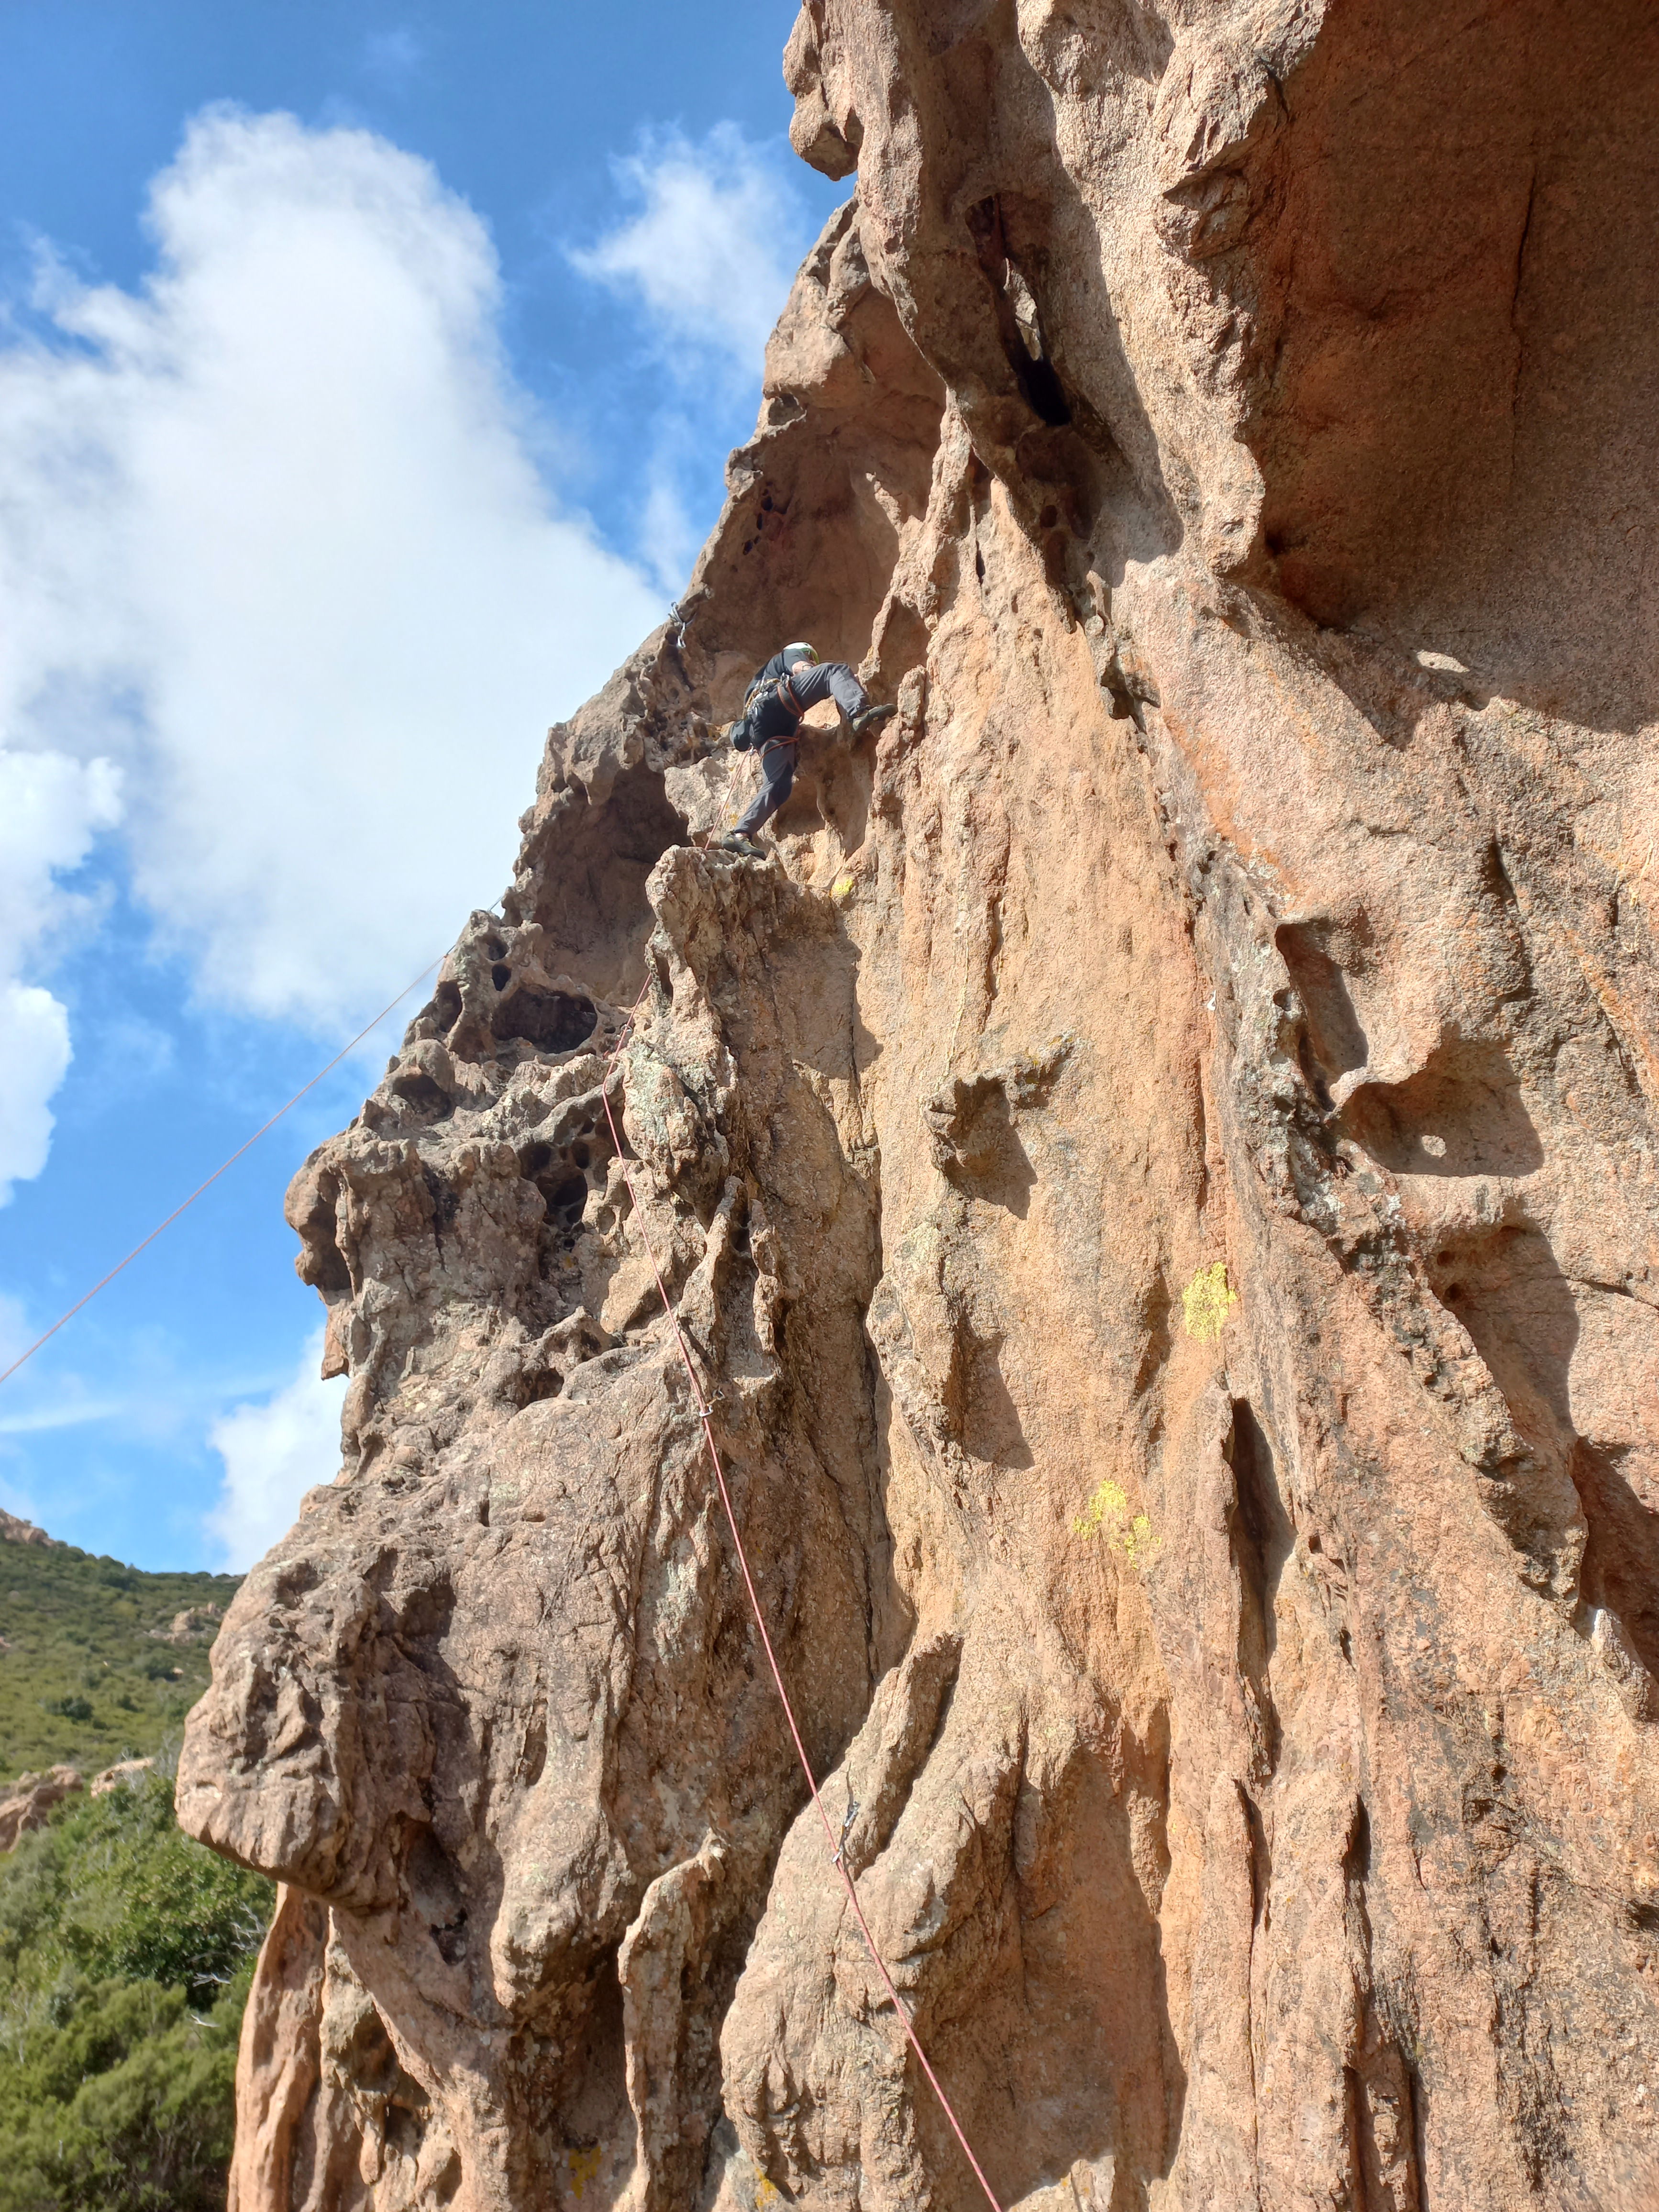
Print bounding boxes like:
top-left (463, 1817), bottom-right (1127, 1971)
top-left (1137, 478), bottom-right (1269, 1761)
top-left (0, 1539), bottom-right (241, 1787)
top-left (0, 1767), bottom-right (273, 2211)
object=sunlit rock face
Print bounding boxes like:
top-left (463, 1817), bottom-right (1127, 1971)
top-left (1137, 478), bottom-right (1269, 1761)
top-left (181, 5), bottom-right (1659, 2207)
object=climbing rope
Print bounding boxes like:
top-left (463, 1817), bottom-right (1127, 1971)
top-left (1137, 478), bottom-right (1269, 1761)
top-left (1, 928), bottom-right (1004, 2203)
top-left (599, 975), bottom-right (1005, 2212)
top-left (0, 962), bottom-right (441, 1393)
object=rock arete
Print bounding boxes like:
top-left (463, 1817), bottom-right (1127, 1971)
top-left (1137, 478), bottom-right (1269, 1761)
top-left (179, 3), bottom-right (1659, 2206)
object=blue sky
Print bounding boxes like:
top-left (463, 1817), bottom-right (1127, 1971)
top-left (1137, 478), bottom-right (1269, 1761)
top-left (0, 1), bottom-right (841, 1570)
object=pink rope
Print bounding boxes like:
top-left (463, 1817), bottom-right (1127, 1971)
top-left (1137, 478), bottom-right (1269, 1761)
top-left (600, 969), bottom-right (1004, 2212)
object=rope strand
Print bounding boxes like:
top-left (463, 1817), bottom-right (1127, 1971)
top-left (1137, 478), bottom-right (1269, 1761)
top-left (600, 969), bottom-right (1004, 2212)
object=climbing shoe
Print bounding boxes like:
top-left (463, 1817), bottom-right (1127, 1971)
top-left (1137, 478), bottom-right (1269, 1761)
top-left (718, 833), bottom-right (767, 859)
top-left (850, 701), bottom-right (897, 738)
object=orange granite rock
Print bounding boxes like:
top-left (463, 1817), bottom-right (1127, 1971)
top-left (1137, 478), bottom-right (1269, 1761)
top-left (183, 5), bottom-right (1659, 2206)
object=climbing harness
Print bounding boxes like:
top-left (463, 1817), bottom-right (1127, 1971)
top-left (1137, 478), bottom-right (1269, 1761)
top-left (729, 670), bottom-right (806, 756)
top-left (600, 984), bottom-right (1005, 2212)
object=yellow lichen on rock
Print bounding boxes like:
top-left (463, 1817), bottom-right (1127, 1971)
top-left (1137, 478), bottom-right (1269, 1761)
top-left (1072, 1480), bottom-right (1158, 1565)
top-left (1181, 1262), bottom-right (1238, 1343)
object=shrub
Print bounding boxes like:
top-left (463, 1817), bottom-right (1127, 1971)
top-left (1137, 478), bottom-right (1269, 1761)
top-left (0, 1971), bottom-right (245, 2212)
top-left (0, 1772), bottom-right (273, 2211)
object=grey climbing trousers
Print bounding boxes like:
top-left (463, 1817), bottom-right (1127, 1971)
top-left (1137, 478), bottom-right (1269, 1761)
top-left (733, 661), bottom-right (869, 836)
top-left (734, 740), bottom-right (799, 836)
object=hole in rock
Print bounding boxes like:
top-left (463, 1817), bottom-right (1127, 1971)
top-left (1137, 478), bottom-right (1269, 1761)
top-left (966, 193), bottom-right (1074, 429)
top-left (340, 1998), bottom-right (433, 2156)
top-left (493, 988), bottom-right (599, 1055)
top-left (1343, 1039), bottom-right (1543, 1177)
top-left (491, 963), bottom-right (512, 991)
top-left (544, 1173), bottom-right (590, 1228)
top-left (1229, 1399), bottom-right (1293, 1669)
top-left (554, 1948), bottom-right (632, 2167)
top-left (1019, 353), bottom-right (1073, 427)
top-left (519, 1365), bottom-right (565, 1410)
top-left (1574, 1442), bottom-right (1659, 1679)
top-left (1346, 1799), bottom-right (1373, 1883)
top-left (483, 935), bottom-right (507, 960)
top-left (1275, 924), bottom-right (1369, 1092)
top-left (571, 1141), bottom-right (591, 1170)
top-left (527, 761), bottom-right (688, 1002)
top-left (406, 1826), bottom-right (468, 1966)
top-left (390, 1069), bottom-right (450, 1119)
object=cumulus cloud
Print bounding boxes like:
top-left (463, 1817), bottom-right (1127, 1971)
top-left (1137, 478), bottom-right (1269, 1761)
top-left (0, 106), bottom-right (662, 1040)
top-left (206, 1328), bottom-right (346, 1569)
top-left (0, 747), bottom-right (122, 1202)
top-left (571, 123), bottom-right (808, 374)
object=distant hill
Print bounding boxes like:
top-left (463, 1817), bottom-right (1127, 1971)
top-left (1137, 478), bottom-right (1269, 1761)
top-left (0, 1526), bottom-right (241, 1785)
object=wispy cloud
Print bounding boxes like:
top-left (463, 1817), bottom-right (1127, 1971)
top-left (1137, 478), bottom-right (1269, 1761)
top-left (570, 122), bottom-right (808, 376)
top-left (363, 27), bottom-right (424, 84)
top-left (568, 121), bottom-right (818, 602)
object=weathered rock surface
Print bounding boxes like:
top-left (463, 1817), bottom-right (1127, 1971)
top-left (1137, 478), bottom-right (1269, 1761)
top-left (89, 1756), bottom-right (155, 1799)
top-left (0, 1509), bottom-right (59, 1548)
top-left (151, 1604), bottom-right (225, 1645)
top-left (182, 4), bottom-right (1659, 2207)
top-left (0, 1765), bottom-right (82, 1851)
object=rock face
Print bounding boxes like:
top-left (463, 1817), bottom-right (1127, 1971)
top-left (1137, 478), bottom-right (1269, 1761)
top-left (180, 4), bottom-right (1659, 2207)
top-left (151, 1604), bottom-right (225, 1646)
top-left (0, 1509), bottom-right (59, 1548)
top-left (0, 1766), bottom-right (82, 1851)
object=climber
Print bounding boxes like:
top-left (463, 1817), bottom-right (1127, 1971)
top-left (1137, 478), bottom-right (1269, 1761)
top-left (718, 643), bottom-right (896, 858)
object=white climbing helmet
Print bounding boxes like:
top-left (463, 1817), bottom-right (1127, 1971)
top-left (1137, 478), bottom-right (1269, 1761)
top-left (781, 641), bottom-right (819, 670)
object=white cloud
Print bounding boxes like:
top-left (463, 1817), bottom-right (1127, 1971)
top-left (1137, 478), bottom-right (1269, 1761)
top-left (0, 747), bottom-right (123, 963)
top-left (0, 746), bottom-right (122, 1202)
top-left (206, 1327), bottom-right (346, 1570)
top-left (571, 123), bottom-right (807, 374)
top-left (0, 986), bottom-right (71, 1201)
top-left (0, 105), bottom-right (663, 1041)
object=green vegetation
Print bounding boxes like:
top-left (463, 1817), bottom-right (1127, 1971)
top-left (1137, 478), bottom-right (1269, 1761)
top-left (0, 1542), bottom-right (271, 2206)
top-left (0, 1540), bottom-right (241, 1786)
top-left (0, 1768), bottom-right (274, 2212)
